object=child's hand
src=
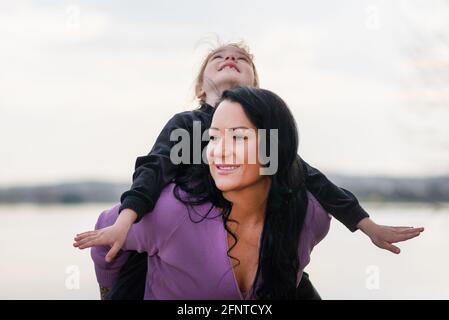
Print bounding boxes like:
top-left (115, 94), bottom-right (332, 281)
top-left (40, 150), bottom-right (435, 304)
top-left (357, 218), bottom-right (424, 254)
top-left (73, 209), bottom-right (137, 262)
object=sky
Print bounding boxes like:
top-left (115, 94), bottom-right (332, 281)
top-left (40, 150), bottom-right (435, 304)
top-left (0, 0), bottom-right (448, 186)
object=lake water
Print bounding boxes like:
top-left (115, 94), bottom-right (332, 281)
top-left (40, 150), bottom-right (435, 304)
top-left (1, 202), bottom-right (448, 299)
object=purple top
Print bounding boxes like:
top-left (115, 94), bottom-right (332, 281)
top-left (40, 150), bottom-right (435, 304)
top-left (91, 183), bottom-right (331, 300)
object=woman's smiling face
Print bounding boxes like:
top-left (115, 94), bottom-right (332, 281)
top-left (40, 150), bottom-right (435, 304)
top-left (207, 99), bottom-right (267, 193)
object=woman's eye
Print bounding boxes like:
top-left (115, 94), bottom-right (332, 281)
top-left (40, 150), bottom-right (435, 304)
top-left (211, 55), bottom-right (222, 60)
top-left (233, 135), bottom-right (248, 141)
top-left (209, 135), bottom-right (218, 141)
top-left (238, 56), bottom-right (249, 62)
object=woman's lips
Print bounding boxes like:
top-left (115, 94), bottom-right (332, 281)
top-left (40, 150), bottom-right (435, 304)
top-left (214, 164), bottom-right (241, 175)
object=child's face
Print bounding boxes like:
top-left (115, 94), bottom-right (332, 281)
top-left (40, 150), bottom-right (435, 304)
top-left (201, 46), bottom-right (255, 97)
top-left (207, 99), bottom-right (267, 193)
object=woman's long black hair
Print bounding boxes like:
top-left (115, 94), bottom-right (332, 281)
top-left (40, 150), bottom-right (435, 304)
top-left (173, 86), bottom-right (308, 299)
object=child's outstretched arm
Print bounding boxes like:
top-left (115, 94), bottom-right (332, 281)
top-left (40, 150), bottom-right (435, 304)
top-left (74, 203), bottom-right (161, 298)
top-left (76, 111), bottom-right (203, 261)
top-left (357, 218), bottom-right (424, 254)
top-left (75, 208), bottom-right (138, 262)
top-left (299, 157), bottom-right (424, 253)
top-left (120, 112), bottom-right (195, 221)
top-left (299, 156), bottom-right (369, 231)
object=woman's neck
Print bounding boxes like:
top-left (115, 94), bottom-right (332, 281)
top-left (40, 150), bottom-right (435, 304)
top-left (223, 177), bottom-right (271, 227)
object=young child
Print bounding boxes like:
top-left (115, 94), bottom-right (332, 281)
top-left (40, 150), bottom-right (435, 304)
top-left (75, 42), bottom-right (424, 299)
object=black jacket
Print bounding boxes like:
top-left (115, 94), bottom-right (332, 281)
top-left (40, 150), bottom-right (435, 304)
top-left (120, 103), bottom-right (368, 232)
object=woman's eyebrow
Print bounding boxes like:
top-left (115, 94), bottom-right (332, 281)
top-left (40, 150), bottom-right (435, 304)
top-left (209, 126), bottom-right (250, 130)
top-left (230, 126), bottom-right (250, 130)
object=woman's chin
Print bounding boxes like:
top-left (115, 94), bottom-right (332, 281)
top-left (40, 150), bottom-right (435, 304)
top-left (214, 180), bottom-right (239, 193)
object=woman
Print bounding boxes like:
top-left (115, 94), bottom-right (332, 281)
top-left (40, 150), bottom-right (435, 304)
top-left (86, 86), bottom-right (332, 299)
top-left (76, 87), bottom-right (423, 299)
top-left (74, 43), bottom-right (424, 299)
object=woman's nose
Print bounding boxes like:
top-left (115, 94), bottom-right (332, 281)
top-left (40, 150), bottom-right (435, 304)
top-left (225, 55), bottom-right (236, 61)
top-left (214, 136), bottom-right (233, 160)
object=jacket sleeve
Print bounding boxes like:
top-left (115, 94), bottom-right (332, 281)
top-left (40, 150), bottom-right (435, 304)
top-left (119, 112), bottom-right (191, 222)
top-left (300, 156), bottom-right (369, 232)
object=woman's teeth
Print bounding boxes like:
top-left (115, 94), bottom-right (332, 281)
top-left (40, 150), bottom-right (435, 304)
top-left (216, 165), bottom-right (240, 170)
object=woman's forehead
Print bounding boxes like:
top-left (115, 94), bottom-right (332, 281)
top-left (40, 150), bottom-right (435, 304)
top-left (211, 101), bottom-right (255, 128)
